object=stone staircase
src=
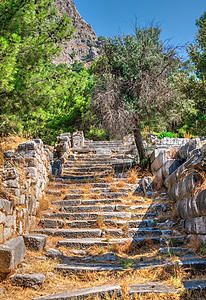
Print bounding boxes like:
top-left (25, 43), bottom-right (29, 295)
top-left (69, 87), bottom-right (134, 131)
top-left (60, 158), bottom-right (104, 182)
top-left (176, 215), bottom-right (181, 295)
top-left (33, 140), bottom-right (206, 299)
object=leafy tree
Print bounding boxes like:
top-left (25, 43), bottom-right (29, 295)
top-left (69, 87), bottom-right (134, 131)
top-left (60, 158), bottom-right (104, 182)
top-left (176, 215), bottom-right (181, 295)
top-left (91, 25), bottom-right (184, 161)
top-left (176, 12), bottom-right (206, 135)
top-left (0, 0), bottom-right (75, 136)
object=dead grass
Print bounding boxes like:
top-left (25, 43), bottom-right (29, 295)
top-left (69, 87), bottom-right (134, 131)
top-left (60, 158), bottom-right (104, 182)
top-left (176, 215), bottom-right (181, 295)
top-left (0, 135), bottom-right (28, 167)
top-left (127, 170), bottom-right (138, 184)
top-left (117, 180), bottom-right (126, 188)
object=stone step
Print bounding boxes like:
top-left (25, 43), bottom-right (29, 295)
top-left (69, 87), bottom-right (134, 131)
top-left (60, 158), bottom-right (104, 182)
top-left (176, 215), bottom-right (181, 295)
top-left (52, 199), bottom-right (122, 206)
top-left (54, 229), bottom-right (102, 238)
top-left (34, 227), bottom-right (166, 238)
top-left (43, 211), bottom-right (132, 220)
top-left (48, 182), bottom-right (134, 189)
top-left (40, 218), bottom-right (156, 229)
top-left (61, 187), bottom-right (133, 194)
top-left (58, 204), bottom-right (150, 213)
top-left (128, 282), bottom-right (177, 295)
top-left (62, 171), bottom-right (111, 176)
top-left (61, 174), bottom-right (109, 181)
top-left (33, 285), bottom-right (123, 300)
top-left (64, 159), bottom-right (133, 167)
top-left (64, 166), bottom-right (113, 173)
top-left (183, 280), bottom-right (206, 291)
top-left (54, 257), bottom-right (206, 275)
top-left (64, 192), bottom-right (129, 200)
top-left (59, 205), bottom-right (117, 213)
top-left (57, 237), bottom-right (162, 249)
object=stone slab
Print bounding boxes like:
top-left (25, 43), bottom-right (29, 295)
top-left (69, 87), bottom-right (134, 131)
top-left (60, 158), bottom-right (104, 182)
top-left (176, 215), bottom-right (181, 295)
top-left (11, 273), bottom-right (45, 289)
top-left (33, 285), bottom-right (122, 299)
top-left (129, 282), bottom-right (177, 295)
top-left (23, 234), bottom-right (47, 251)
top-left (0, 236), bottom-right (26, 273)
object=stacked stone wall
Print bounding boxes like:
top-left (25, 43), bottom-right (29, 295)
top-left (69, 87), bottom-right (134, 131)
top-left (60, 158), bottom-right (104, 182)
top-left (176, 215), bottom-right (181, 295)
top-left (0, 139), bottom-right (53, 243)
top-left (150, 138), bottom-right (206, 244)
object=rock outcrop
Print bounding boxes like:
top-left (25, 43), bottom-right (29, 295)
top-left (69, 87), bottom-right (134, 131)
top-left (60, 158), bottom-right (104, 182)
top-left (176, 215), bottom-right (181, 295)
top-left (54, 0), bottom-right (101, 66)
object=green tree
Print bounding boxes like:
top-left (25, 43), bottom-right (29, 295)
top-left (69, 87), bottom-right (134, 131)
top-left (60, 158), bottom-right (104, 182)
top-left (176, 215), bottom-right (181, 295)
top-left (0, 0), bottom-right (75, 136)
top-left (176, 11), bottom-right (206, 135)
top-left (91, 25), bottom-right (184, 161)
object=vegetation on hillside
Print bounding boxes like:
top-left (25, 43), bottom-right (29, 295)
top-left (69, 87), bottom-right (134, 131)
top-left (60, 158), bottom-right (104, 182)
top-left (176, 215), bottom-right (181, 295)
top-left (0, 1), bottom-right (205, 151)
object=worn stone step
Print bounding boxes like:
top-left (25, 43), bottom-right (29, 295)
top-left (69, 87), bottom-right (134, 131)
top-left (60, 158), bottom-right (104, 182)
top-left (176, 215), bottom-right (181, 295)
top-left (57, 237), bottom-right (162, 249)
top-left (48, 182), bottom-right (134, 189)
top-left (64, 166), bottom-right (113, 172)
top-left (53, 199), bottom-right (122, 206)
top-left (44, 211), bottom-right (132, 220)
top-left (183, 280), bottom-right (206, 291)
top-left (62, 187), bottom-right (133, 194)
top-left (59, 205), bottom-right (116, 213)
top-left (62, 171), bottom-right (111, 177)
top-left (54, 262), bottom-right (125, 274)
top-left (61, 174), bottom-right (109, 181)
top-left (127, 228), bottom-right (161, 238)
top-left (33, 285), bottom-right (123, 300)
top-left (54, 229), bottom-right (102, 238)
top-left (64, 192), bottom-right (129, 200)
top-left (131, 213), bottom-right (157, 219)
top-left (40, 218), bottom-right (157, 230)
top-left (128, 282), bottom-right (177, 295)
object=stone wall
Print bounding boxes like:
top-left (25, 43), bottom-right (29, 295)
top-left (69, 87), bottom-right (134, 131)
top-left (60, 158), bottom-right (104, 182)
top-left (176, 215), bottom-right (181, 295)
top-left (0, 139), bottom-right (53, 243)
top-left (150, 138), bottom-right (206, 244)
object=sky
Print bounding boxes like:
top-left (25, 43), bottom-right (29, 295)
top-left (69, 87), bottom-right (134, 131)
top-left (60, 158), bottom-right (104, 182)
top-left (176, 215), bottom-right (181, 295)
top-left (74, 0), bottom-right (206, 59)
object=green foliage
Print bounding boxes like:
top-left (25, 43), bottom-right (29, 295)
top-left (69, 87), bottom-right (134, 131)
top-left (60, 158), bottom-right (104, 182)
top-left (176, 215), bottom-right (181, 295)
top-left (158, 131), bottom-right (174, 139)
top-left (0, 0), bottom-right (97, 144)
top-left (176, 11), bottom-right (206, 136)
top-left (86, 126), bottom-right (108, 141)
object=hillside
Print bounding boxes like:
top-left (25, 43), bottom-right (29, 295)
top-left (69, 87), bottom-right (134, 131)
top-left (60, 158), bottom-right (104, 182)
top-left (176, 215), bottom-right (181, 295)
top-left (53, 0), bottom-right (101, 66)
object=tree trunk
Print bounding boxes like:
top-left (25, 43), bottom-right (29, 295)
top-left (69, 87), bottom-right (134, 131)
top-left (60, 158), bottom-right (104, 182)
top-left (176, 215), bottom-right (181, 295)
top-left (132, 116), bottom-right (147, 162)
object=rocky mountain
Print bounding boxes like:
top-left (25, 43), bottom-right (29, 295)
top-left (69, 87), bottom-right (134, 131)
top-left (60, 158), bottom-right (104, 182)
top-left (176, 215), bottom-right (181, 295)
top-left (53, 0), bottom-right (101, 66)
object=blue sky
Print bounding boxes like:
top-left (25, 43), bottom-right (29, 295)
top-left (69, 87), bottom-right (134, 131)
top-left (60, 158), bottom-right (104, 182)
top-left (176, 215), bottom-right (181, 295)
top-left (74, 0), bottom-right (205, 59)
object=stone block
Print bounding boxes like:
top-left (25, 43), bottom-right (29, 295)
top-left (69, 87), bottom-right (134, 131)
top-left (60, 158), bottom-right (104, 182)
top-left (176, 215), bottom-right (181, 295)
top-left (151, 151), bottom-right (170, 173)
top-left (168, 172), bottom-right (200, 202)
top-left (3, 227), bottom-right (11, 240)
top-left (179, 138), bottom-right (201, 160)
top-left (0, 236), bottom-right (26, 273)
top-left (11, 273), bottom-right (45, 289)
top-left (23, 234), bottom-right (47, 251)
top-left (183, 216), bottom-right (206, 234)
top-left (18, 141), bottom-right (37, 151)
top-left (3, 151), bottom-right (15, 160)
top-left (164, 145), bottom-right (206, 189)
top-left (3, 178), bottom-right (19, 188)
top-left (176, 189), bottom-right (206, 219)
top-left (2, 168), bottom-right (18, 180)
top-left (0, 199), bottom-right (13, 214)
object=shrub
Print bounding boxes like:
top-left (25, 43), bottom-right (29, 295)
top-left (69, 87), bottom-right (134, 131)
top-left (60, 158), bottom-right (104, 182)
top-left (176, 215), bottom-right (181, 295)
top-left (158, 131), bottom-right (174, 139)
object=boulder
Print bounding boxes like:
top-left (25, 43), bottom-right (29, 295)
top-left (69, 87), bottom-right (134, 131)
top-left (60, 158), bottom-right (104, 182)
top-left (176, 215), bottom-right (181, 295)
top-left (0, 237), bottom-right (26, 273)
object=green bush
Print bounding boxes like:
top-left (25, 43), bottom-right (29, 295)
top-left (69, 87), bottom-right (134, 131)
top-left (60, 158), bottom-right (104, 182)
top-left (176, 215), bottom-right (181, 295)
top-left (158, 131), bottom-right (174, 139)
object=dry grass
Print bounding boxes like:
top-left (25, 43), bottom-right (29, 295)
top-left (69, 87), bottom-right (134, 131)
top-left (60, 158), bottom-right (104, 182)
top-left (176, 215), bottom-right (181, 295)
top-left (0, 251), bottom-right (186, 300)
top-left (127, 170), bottom-right (138, 184)
top-left (184, 132), bottom-right (192, 140)
top-left (117, 180), bottom-right (126, 188)
top-left (109, 185), bottom-right (119, 192)
top-left (102, 175), bottom-right (115, 183)
top-left (0, 135), bottom-right (28, 167)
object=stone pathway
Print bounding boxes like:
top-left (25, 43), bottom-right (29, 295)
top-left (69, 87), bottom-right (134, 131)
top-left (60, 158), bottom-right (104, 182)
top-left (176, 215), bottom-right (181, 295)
top-left (32, 140), bottom-right (206, 299)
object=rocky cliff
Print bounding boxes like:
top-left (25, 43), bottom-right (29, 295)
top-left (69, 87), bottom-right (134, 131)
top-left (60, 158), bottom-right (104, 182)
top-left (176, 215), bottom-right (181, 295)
top-left (54, 0), bottom-right (101, 66)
